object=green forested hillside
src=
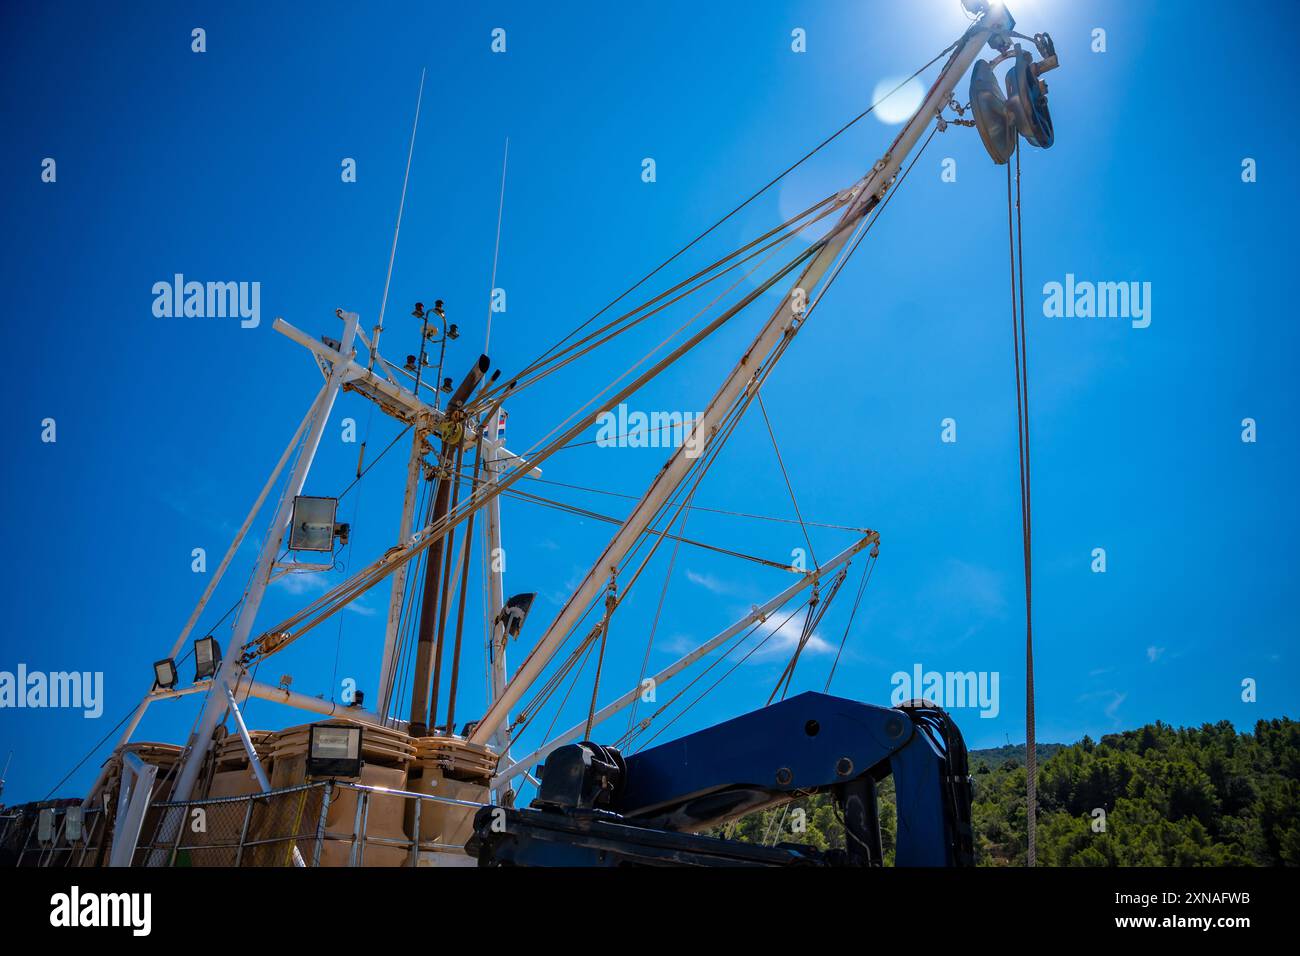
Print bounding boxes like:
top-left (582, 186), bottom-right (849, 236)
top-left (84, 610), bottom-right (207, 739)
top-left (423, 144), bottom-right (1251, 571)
top-left (714, 717), bottom-right (1299, 866)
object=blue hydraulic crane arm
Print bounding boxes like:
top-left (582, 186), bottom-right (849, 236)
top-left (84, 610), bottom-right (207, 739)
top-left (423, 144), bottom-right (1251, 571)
top-left (465, 691), bottom-right (975, 866)
top-left (618, 691), bottom-right (964, 866)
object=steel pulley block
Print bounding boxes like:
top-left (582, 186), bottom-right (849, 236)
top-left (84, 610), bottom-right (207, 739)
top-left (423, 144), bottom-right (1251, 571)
top-left (969, 58), bottom-right (1017, 165)
top-left (1004, 49), bottom-right (1054, 149)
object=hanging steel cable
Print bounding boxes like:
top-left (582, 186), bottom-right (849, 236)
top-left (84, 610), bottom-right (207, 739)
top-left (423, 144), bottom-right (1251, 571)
top-left (1006, 141), bottom-right (1037, 867)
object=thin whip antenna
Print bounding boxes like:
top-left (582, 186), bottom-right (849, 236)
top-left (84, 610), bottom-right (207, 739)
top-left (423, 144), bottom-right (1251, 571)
top-left (371, 67), bottom-right (427, 372)
top-left (485, 136), bottom-right (509, 352)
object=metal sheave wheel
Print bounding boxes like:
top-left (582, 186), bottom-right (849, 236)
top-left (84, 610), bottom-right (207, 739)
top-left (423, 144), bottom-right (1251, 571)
top-left (1005, 50), bottom-right (1055, 149)
top-left (970, 59), bottom-right (1016, 165)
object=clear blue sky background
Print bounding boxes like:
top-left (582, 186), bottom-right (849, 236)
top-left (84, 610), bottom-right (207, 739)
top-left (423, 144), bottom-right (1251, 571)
top-left (2, 0), bottom-right (1297, 805)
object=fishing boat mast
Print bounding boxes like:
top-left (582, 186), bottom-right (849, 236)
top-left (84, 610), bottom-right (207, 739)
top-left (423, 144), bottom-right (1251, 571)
top-left (84, 2), bottom-right (1057, 847)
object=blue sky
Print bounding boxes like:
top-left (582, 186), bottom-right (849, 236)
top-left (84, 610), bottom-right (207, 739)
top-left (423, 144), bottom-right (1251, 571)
top-left (2, 0), bottom-right (1297, 805)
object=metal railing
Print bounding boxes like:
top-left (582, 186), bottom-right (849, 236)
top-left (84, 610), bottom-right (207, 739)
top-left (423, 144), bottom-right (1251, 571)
top-left (127, 780), bottom-right (487, 867)
top-left (10, 807), bottom-right (110, 868)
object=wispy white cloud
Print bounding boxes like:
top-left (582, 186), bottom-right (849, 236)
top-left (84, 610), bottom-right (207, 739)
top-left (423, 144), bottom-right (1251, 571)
top-left (748, 612), bottom-right (833, 662)
top-left (1077, 689), bottom-right (1127, 726)
top-left (686, 569), bottom-right (734, 595)
top-left (344, 599), bottom-right (379, 617)
top-left (1146, 646), bottom-right (1165, 663)
top-left (273, 573), bottom-right (328, 596)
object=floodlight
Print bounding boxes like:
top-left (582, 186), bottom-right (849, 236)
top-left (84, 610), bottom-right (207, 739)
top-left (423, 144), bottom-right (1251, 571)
top-left (194, 636), bottom-right (222, 681)
top-left (64, 806), bottom-right (84, 843)
top-left (447, 323), bottom-right (459, 340)
top-left (153, 658), bottom-right (178, 690)
top-left (306, 724), bottom-right (364, 778)
top-left (289, 495), bottom-right (339, 552)
top-left (37, 808), bottom-right (55, 844)
top-left (499, 592), bottom-right (538, 639)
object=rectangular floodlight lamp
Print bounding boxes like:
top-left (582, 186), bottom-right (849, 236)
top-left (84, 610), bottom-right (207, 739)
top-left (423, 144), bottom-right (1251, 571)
top-left (64, 806), bottom-right (84, 843)
top-left (154, 658), bottom-right (178, 690)
top-left (306, 724), bottom-right (363, 778)
top-left (194, 636), bottom-right (222, 681)
top-left (37, 808), bottom-right (55, 844)
top-left (289, 495), bottom-right (339, 552)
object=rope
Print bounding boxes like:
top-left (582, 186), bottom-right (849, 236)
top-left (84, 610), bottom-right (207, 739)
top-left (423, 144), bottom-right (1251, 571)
top-left (583, 577), bottom-right (618, 740)
top-left (1006, 140), bottom-right (1037, 867)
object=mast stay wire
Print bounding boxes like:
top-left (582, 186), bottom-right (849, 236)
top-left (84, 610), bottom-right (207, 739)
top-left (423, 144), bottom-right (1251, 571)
top-left (501, 40), bottom-right (961, 393)
top-left (471, 196), bottom-right (843, 419)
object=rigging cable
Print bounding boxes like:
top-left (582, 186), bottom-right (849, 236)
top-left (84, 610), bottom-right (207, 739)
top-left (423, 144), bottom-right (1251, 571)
top-left (626, 486), bottom-right (693, 740)
top-left (756, 389), bottom-right (818, 568)
top-left (505, 40), bottom-right (960, 389)
top-left (240, 76), bottom-right (948, 670)
top-left (1006, 139), bottom-right (1037, 867)
top-left (824, 545), bottom-right (878, 692)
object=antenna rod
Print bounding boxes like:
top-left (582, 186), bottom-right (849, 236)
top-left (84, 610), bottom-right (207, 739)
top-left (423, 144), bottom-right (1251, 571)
top-left (371, 67), bottom-right (427, 373)
top-left (485, 136), bottom-right (509, 352)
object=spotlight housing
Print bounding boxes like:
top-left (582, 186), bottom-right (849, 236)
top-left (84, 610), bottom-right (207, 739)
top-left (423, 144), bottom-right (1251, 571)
top-left (306, 724), bottom-right (364, 778)
top-left (153, 658), bottom-right (178, 690)
top-left (194, 636), bottom-right (222, 681)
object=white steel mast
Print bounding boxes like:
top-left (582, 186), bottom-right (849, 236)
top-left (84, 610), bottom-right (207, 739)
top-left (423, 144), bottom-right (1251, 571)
top-left (169, 311), bottom-right (361, 804)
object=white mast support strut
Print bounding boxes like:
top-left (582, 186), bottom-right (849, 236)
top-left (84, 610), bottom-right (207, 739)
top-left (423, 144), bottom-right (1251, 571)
top-left (84, 393), bottom-right (325, 809)
top-left (272, 317), bottom-right (540, 478)
top-left (224, 686), bottom-right (272, 793)
top-left (223, 684), bottom-right (306, 866)
top-left (469, 14), bottom-right (1004, 748)
top-left (481, 411), bottom-right (510, 756)
top-left (169, 310), bottom-right (362, 805)
top-left (492, 530), bottom-right (878, 786)
top-left (377, 421), bottom-right (431, 718)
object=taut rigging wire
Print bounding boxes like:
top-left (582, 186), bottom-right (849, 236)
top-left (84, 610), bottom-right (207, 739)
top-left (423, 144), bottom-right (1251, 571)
top-left (1006, 140), bottom-right (1037, 867)
top-left (501, 39), bottom-right (961, 397)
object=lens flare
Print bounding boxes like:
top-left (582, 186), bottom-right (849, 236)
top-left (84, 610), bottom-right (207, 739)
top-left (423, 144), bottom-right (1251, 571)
top-left (871, 75), bottom-right (926, 125)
